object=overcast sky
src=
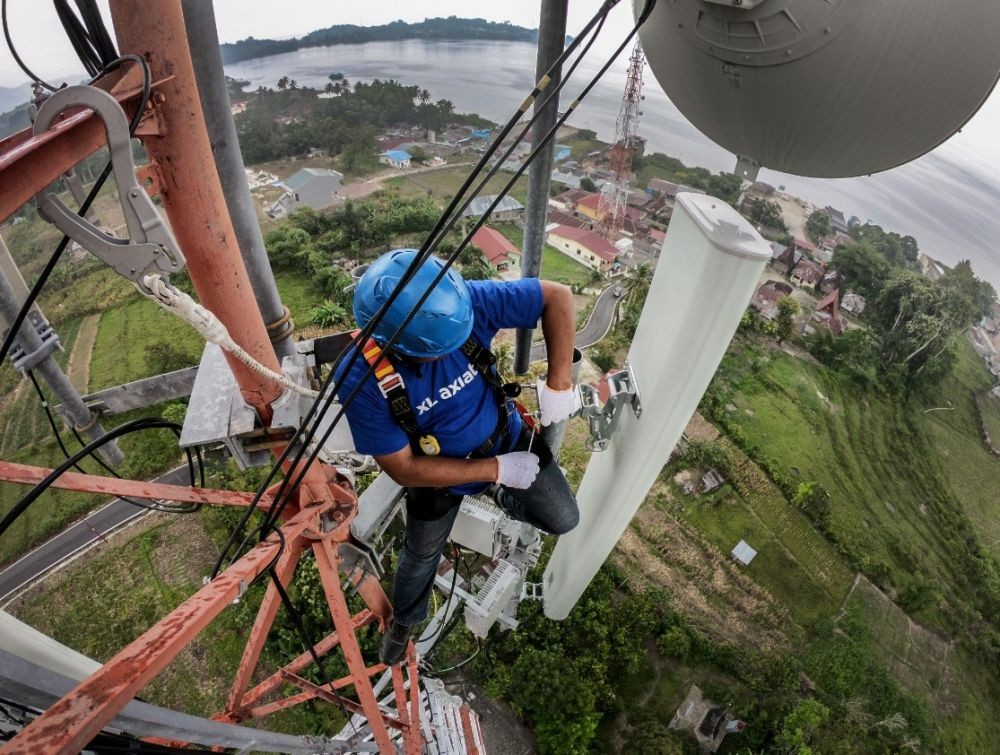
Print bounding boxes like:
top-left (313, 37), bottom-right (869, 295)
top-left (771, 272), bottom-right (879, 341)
top-left (1, 1), bottom-right (997, 161)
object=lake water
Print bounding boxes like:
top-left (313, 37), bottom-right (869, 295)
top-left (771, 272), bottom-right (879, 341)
top-left (226, 39), bottom-right (1000, 290)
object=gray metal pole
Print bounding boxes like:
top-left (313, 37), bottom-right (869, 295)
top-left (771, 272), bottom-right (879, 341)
top-left (181, 0), bottom-right (296, 361)
top-left (515, 0), bottom-right (568, 375)
top-left (0, 242), bottom-right (122, 465)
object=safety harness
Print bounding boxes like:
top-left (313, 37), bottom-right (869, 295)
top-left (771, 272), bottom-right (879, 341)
top-left (355, 331), bottom-right (522, 458)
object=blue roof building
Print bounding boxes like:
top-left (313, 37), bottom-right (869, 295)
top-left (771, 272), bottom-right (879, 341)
top-left (379, 150), bottom-right (412, 168)
top-left (553, 144), bottom-right (572, 163)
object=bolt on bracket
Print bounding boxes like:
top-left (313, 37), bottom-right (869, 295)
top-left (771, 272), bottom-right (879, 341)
top-left (577, 360), bottom-right (642, 452)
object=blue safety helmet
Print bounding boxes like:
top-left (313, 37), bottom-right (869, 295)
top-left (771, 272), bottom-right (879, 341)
top-left (353, 249), bottom-right (473, 358)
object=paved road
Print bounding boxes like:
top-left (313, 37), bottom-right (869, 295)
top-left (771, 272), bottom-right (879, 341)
top-left (530, 284), bottom-right (621, 362)
top-left (0, 465), bottom-right (191, 604)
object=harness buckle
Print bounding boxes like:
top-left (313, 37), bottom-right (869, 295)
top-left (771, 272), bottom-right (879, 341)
top-left (377, 372), bottom-right (404, 398)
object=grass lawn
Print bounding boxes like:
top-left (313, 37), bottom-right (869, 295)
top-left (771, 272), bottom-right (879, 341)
top-left (981, 391), bottom-right (1000, 448)
top-left (89, 297), bottom-right (204, 392)
top-left (677, 444), bottom-right (854, 629)
top-left (711, 338), bottom-right (1000, 634)
top-left (391, 166), bottom-right (529, 205)
top-left (0, 317), bottom-right (83, 453)
top-left (274, 268), bottom-right (323, 326)
top-left (0, 439), bottom-right (96, 567)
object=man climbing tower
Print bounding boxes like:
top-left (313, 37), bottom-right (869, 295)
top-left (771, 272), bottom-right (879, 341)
top-left (336, 249), bottom-right (580, 665)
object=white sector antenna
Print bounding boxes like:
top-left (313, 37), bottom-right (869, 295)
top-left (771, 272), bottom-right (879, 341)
top-left (543, 193), bottom-right (770, 620)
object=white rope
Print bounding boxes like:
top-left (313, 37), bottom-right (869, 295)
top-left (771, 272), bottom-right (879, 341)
top-left (141, 274), bottom-right (320, 399)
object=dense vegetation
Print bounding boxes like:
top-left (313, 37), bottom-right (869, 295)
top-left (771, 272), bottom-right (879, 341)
top-left (221, 17), bottom-right (541, 64)
top-left (811, 220), bottom-right (996, 394)
top-left (234, 78), bottom-right (486, 171)
top-left (634, 152), bottom-right (743, 207)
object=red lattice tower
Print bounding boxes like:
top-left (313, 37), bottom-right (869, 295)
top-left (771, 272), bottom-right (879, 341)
top-left (597, 41), bottom-right (645, 241)
top-left (0, 2), bottom-right (481, 752)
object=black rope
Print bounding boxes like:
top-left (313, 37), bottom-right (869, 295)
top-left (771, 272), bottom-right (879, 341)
top-left (1, 0), bottom-right (57, 90)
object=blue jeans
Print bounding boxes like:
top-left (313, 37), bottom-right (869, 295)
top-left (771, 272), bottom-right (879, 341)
top-left (392, 429), bottom-right (579, 626)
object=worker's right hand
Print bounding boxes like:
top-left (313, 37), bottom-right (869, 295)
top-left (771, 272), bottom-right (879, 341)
top-left (495, 452), bottom-right (540, 489)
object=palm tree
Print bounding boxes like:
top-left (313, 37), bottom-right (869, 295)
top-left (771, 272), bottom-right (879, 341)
top-left (418, 88), bottom-right (431, 105)
top-left (324, 82), bottom-right (336, 94)
top-left (276, 76), bottom-right (290, 90)
top-left (289, 79), bottom-right (299, 90)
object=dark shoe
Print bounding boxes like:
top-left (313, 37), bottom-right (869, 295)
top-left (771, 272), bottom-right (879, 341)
top-left (379, 621), bottom-right (413, 666)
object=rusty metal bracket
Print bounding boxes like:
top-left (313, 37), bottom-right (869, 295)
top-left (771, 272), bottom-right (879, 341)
top-left (32, 86), bottom-right (185, 295)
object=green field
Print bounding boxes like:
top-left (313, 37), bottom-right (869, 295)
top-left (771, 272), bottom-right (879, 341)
top-left (89, 297), bottom-right (205, 392)
top-left (0, 316), bottom-right (83, 453)
top-left (390, 165), bottom-right (529, 204)
top-left (709, 338), bottom-right (1000, 633)
top-left (676, 439), bottom-right (854, 628)
top-left (982, 392), bottom-right (1000, 447)
top-left (274, 268), bottom-right (323, 326)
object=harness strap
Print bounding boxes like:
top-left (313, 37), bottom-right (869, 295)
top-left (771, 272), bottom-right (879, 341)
top-left (356, 333), bottom-right (421, 440)
top-left (353, 331), bottom-right (518, 458)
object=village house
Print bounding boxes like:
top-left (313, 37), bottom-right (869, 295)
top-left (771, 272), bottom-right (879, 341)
top-left (793, 238), bottom-right (819, 259)
top-left (470, 227), bottom-right (522, 273)
top-left (791, 257), bottom-right (825, 289)
top-left (818, 268), bottom-right (842, 295)
top-left (575, 192), bottom-right (606, 222)
top-left (749, 280), bottom-right (793, 321)
top-left (550, 189), bottom-right (590, 213)
top-left (810, 288), bottom-right (844, 335)
top-left (547, 224), bottom-right (618, 275)
top-left (550, 169), bottom-right (582, 189)
top-left (545, 208), bottom-right (592, 232)
top-left (460, 194), bottom-right (525, 223)
top-left (379, 149), bottom-right (411, 169)
top-left (824, 205), bottom-right (850, 235)
top-left (552, 144), bottom-right (572, 163)
top-left (841, 289), bottom-right (867, 315)
top-left (647, 177), bottom-right (679, 197)
top-left (266, 167), bottom-right (343, 219)
top-left (772, 245), bottom-right (803, 275)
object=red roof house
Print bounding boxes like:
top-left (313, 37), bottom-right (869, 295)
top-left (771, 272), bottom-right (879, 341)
top-left (547, 224), bottom-right (619, 273)
top-left (470, 227), bottom-right (521, 271)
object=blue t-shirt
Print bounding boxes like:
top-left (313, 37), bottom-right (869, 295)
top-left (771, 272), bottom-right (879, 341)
top-left (336, 278), bottom-right (544, 495)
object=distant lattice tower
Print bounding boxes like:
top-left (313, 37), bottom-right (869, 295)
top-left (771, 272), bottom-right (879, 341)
top-left (597, 40), bottom-right (645, 241)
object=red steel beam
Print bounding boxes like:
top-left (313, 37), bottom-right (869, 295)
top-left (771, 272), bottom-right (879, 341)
top-left (0, 460), bottom-right (275, 509)
top-left (406, 653), bottom-right (423, 755)
top-left (224, 532), bottom-right (303, 715)
top-left (282, 672), bottom-right (409, 732)
top-left (111, 0), bottom-right (282, 411)
top-left (2, 514), bottom-right (315, 754)
top-left (235, 609), bottom-right (377, 714)
top-left (314, 539), bottom-right (396, 753)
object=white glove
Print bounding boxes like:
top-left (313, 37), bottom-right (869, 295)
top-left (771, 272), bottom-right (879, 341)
top-left (496, 452), bottom-right (540, 489)
top-left (538, 383), bottom-right (581, 426)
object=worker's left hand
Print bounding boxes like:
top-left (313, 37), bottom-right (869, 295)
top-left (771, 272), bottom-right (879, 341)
top-left (538, 382), bottom-right (581, 426)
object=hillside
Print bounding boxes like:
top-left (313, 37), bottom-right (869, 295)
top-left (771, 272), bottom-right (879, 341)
top-left (221, 17), bottom-right (542, 64)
